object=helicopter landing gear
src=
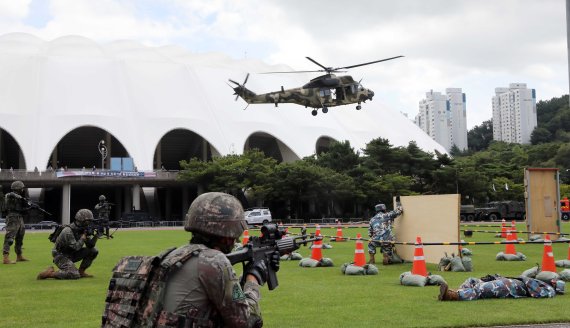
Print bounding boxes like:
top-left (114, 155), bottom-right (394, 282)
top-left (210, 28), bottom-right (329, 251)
top-left (356, 105), bottom-right (361, 110)
top-left (322, 106), bottom-right (328, 114)
top-left (311, 109), bottom-right (318, 116)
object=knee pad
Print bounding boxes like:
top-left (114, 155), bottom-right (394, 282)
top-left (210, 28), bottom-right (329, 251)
top-left (6, 238), bottom-right (14, 246)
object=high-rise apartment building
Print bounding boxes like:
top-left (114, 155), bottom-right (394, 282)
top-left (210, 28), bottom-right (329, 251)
top-left (492, 83), bottom-right (537, 144)
top-left (415, 88), bottom-right (467, 152)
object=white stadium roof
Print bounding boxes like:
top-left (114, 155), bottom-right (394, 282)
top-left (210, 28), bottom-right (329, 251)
top-left (0, 33), bottom-right (445, 171)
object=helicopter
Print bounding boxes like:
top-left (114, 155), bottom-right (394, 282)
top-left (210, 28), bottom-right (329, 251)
top-left (229, 55), bottom-right (403, 116)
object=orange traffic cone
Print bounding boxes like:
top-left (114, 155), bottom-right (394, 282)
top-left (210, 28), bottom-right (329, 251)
top-left (353, 233), bottom-right (366, 266)
top-left (541, 235), bottom-right (556, 273)
top-left (510, 221), bottom-right (518, 240)
top-left (335, 221), bottom-right (345, 242)
top-left (504, 228), bottom-right (517, 255)
top-left (411, 236), bottom-right (428, 277)
top-left (501, 219), bottom-right (507, 238)
top-left (315, 224), bottom-right (321, 236)
top-left (311, 232), bottom-right (323, 261)
top-left (241, 230), bottom-right (250, 245)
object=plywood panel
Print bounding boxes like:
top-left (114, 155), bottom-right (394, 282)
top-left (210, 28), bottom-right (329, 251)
top-left (525, 168), bottom-right (560, 240)
top-left (393, 194), bottom-right (460, 264)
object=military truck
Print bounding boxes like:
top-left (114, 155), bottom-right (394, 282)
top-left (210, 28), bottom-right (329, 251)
top-left (474, 201), bottom-right (525, 222)
top-left (460, 205), bottom-right (476, 222)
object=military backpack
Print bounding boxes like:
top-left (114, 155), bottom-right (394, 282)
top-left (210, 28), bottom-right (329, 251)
top-left (101, 244), bottom-right (202, 328)
top-left (48, 225), bottom-right (68, 243)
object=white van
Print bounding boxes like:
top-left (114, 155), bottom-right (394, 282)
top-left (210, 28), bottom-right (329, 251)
top-left (244, 208), bottom-right (272, 225)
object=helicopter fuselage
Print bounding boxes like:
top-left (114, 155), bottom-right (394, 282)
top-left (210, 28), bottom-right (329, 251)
top-left (233, 74), bottom-right (374, 110)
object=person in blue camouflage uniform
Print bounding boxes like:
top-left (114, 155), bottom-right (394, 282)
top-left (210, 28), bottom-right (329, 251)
top-left (36, 209), bottom-right (99, 279)
top-left (368, 202), bottom-right (403, 265)
top-left (439, 275), bottom-right (565, 301)
top-left (3, 181), bottom-right (30, 264)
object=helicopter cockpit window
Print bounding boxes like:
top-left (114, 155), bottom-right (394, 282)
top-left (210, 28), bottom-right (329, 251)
top-left (350, 85), bottom-right (358, 93)
top-left (319, 89), bottom-right (332, 97)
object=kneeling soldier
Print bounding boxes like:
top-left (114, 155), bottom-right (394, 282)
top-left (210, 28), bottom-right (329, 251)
top-left (37, 209), bottom-right (99, 279)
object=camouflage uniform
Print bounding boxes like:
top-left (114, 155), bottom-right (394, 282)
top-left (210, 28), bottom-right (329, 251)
top-left (94, 196), bottom-right (111, 238)
top-left (162, 244), bottom-right (262, 327)
top-left (3, 190), bottom-right (29, 257)
top-left (51, 223), bottom-right (98, 279)
top-left (456, 276), bottom-right (560, 301)
top-left (367, 207), bottom-right (403, 258)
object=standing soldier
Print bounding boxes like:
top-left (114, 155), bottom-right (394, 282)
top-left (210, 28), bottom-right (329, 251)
top-left (37, 209), bottom-right (99, 279)
top-left (0, 185), bottom-right (5, 218)
top-left (3, 181), bottom-right (30, 264)
top-left (94, 195), bottom-right (112, 239)
top-left (367, 200), bottom-right (403, 265)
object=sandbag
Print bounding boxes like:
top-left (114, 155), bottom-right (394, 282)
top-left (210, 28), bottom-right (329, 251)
top-left (521, 266), bottom-right (540, 278)
top-left (299, 258), bottom-right (319, 267)
top-left (426, 274), bottom-right (446, 286)
top-left (535, 271), bottom-right (559, 282)
top-left (400, 272), bottom-right (427, 287)
top-left (390, 252), bottom-right (405, 264)
top-left (528, 235), bottom-right (543, 242)
top-left (460, 248), bottom-right (472, 256)
top-left (343, 264), bottom-right (365, 275)
top-left (461, 256), bottom-right (473, 272)
top-left (281, 252), bottom-right (303, 261)
top-left (365, 264), bottom-right (379, 275)
top-left (450, 256), bottom-right (466, 272)
top-left (559, 269), bottom-right (570, 282)
top-left (319, 258), bottom-right (334, 267)
top-left (496, 252), bottom-right (526, 261)
top-left (555, 259), bottom-right (570, 268)
top-left (438, 256), bottom-right (452, 271)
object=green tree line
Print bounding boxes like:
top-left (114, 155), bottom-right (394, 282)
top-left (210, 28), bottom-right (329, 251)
top-left (178, 95), bottom-right (570, 221)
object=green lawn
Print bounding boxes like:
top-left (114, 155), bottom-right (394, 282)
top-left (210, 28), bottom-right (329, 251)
top-left (1, 223), bottom-right (569, 328)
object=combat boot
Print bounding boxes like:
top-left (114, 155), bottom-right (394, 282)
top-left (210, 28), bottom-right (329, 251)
top-left (382, 253), bottom-right (392, 265)
top-left (37, 266), bottom-right (56, 280)
top-left (16, 254), bottom-right (29, 262)
top-left (3, 254), bottom-right (15, 264)
top-left (79, 269), bottom-right (93, 278)
top-left (438, 283), bottom-right (459, 301)
top-left (368, 254), bottom-right (375, 264)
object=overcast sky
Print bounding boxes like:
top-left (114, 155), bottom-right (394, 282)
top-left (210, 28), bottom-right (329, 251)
top-left (0, 0), bottom-right (567, 129)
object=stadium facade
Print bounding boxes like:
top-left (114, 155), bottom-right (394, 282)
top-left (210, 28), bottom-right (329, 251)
top-left (0, 33), bottom-right (445, 223)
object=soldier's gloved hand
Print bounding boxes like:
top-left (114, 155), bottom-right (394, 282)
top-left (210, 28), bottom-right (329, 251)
top-left (269, 251), bottom-right (280, 272)
top-left (85, 236), bottom-right (97, 248)
top-left (244, 259), bottom-right (269, 286)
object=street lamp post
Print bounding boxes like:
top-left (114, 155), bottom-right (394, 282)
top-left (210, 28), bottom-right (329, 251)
top-left (98, 140), bottom-right (108, 170)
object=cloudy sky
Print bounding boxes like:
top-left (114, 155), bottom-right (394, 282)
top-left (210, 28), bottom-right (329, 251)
top-left (0, 0), bottom-right (567, 129)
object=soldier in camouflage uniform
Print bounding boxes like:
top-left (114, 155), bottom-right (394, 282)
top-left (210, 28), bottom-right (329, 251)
top-left (3, 181), bottom-right (30, 264)
top-left (159, 192), bottom-right (271, 327)
top-left (439, 275), bottom-right (565, 301)
top-left (94, 194), bottom-right (112, 239)
top-left (368, 202), bottom-right (403, 265)
top-left (37, 209), bottom-right (99, 279)
top-left (0, 185), bottom-right (5, 218)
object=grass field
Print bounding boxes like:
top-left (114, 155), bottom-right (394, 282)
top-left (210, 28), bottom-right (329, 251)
top-left (1, 223), bottom-right (570, 328)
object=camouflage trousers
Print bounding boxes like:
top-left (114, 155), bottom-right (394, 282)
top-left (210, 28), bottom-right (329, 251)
top-left (52, 247), bottom-right (98, 279)
top-left (367, 239), bottom-right (394, 257)
top-left (456, 277), bottom-right (555, 301)
top-left (3, 215), bottom-right (25, 255)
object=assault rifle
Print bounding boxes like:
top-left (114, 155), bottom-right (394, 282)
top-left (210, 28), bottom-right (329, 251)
top-left (13, 193), bottom-right (52, 217)
top-left (226, 223), bottom-right (322, 290)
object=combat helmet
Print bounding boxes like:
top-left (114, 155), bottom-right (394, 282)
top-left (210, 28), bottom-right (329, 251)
top-left (184, 192), bottom-right (247, 239)
top-left (11, 180), bottom-right (25, 192)
top-left (75, 209), bottom-right (94, 227)
top-left (99, 195), bottom-right (106, 201)
top-left (375, 203), bottom-right (386, 212)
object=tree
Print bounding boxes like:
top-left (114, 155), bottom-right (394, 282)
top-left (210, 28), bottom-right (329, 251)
top-left (468, 120), bottom-right (493, 151)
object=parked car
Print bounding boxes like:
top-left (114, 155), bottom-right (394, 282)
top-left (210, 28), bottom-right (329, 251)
top-left (0, 218), bottom-right (6, 231)
top-left (27, 221), bottom-right (59, 230)
top-left (244, 208), bottom-right (272, 225)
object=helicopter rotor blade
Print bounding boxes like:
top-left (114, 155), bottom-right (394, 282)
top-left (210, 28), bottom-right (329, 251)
top-left (260, 70), bottom-right (325, 74)
top-left (335, 55), bottom-right (404, 70)
top-left (228, 79), bottom-right (240, 85)
top-left (305, 57), bottom-right (331, 72)
top-left (243, 73), bottom-right (249, 85)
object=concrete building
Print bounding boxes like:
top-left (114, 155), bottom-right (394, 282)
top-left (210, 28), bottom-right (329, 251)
top-left (415, 89), bottom-right (467, 151)
top-left (0, 33), bottom-right (446, 223)
top-left (492, 83), bottom-right (537, 144)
